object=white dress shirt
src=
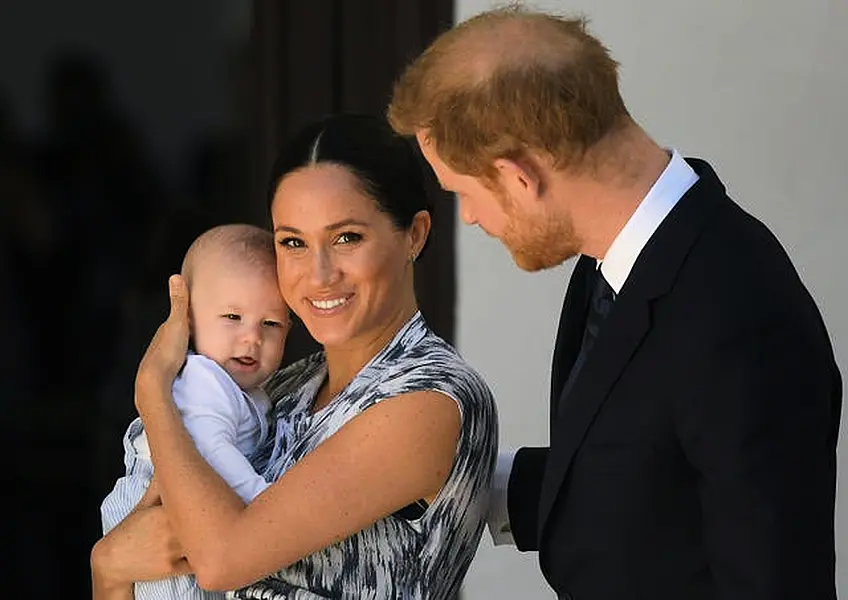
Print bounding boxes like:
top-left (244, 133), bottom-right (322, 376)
top-left (488, 149), bottom-right (699, 545)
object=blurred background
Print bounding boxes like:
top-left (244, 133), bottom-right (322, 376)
top-left (2, 1), bottom-right (847, 599)
top-left (0, 1), bottom-right (455, 597)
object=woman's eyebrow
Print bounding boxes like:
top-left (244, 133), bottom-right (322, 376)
top-left (326, 218), bottom-right (370, 231)
top-left (274, 219), bottom-right (370, 234)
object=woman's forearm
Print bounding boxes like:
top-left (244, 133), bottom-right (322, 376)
top-left (136, 377), bottom-right (246, 582)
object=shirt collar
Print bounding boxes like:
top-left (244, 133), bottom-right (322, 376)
top-left (599, 149), bottom-right (699, 294)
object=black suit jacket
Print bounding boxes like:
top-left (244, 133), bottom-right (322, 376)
top-left (507, 159), bottom-right (842, 600)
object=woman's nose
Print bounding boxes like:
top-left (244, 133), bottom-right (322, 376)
top-left (310, 247), bottom-right (339, 287)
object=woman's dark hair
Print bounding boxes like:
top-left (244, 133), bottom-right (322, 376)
top-left (267, 113), bottom-right (435, 255)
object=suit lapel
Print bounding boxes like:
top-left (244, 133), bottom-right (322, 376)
top-left (538, 291), bottom-right (651, 536)
top-left (536, 158), bottom-right (729, 541)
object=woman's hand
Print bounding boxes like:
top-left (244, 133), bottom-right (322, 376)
top-left (91, 505), bottom-right (191, 598)
top-left (136, 275), bottom-right (191, 402)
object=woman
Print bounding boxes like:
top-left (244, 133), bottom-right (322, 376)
top-left (91, 113), bottom-right (498, 599)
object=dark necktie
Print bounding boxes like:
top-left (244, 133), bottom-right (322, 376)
top-left (558, 268), bottom-right (616, 410)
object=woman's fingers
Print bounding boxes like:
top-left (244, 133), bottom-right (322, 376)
top-left (93, 506), bottom-right (189, 584)
top-left (167, 275), bottom-right (189, 329)
top-left (136, 275), bottom-right (191, 390)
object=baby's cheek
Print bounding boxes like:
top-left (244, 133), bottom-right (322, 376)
top-left (193, 325), bottom-right (231, 366)
top-left (265, 335), bottom-right (287, 365)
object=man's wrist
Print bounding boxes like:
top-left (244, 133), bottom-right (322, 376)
top-left (488, 449), bottom-right (518, 546)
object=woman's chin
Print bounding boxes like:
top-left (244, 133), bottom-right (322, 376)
top-left (306, 325), bottom-right (353, 349)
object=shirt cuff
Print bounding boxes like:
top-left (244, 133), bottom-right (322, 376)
top-left (487, 449), bottom-right (517, 546)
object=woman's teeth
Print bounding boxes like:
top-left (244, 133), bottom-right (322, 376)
top-left (311, 297), bottom-right (349, 310)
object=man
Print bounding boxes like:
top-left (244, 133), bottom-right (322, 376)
top-left (388, 7), bottom-right (841, 600)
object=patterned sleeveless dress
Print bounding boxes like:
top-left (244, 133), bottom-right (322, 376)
top-left (228, 312), bottom-right (498, 600)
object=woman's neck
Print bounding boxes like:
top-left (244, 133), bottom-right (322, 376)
top-left (314, 302), bottom-right (419, 412)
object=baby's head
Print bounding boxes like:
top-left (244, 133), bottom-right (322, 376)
top-left (181, 224), bottom-right (289, 391)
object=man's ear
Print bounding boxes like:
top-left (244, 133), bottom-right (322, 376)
top-left (493, 155), bottom-right (545, 202)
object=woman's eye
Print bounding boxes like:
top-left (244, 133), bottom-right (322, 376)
top-left (223, 313), bottom-right (241, 321)
top-left (279, 237), bottom-right (304, 249)
top-left (336, 232), bottom-right (362, 244)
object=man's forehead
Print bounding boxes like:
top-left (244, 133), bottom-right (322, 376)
top-left (414, 132), bottom-right (448, 172)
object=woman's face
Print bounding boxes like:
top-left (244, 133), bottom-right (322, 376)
top-left (270, 164), bottom-right (426, 349)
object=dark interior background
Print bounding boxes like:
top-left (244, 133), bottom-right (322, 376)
top-left (1, 1), bottom-right (454, 597)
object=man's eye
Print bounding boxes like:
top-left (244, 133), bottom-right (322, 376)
top-left (336, 232), bottom-right (362, 244)
top-left (279, 237), bottom-right (304, 249)
top-left (223, 313), bottom-right (241, 321)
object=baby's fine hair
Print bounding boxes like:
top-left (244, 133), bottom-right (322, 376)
top-left (181, 223), bottom-right (276, 287)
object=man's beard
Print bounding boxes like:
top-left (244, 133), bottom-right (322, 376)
top-left (498, 192), bottom-right (578, 272)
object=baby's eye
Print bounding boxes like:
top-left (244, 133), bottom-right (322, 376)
top-left (263, 320), bottom-right (283, 328)
top-left (336, 232), bottom-right (362, 244)
top-left (223, 313), bottom-right (241, 321)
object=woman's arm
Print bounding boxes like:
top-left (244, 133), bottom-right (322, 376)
top-left (91, 278), bottom-right (199, 598)
top-left (141, 383), bottom-right (461, 591)
top-left (136, 276), bottom-right (462, 591)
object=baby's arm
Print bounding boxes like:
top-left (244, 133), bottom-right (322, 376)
top-left (174, 356), bottom-right (270, 503)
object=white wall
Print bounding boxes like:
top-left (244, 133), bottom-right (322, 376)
top-left (454, 1), bottom-right (848, 598)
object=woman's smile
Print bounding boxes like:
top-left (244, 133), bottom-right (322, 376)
top-left (308, 293), bottom-right (354, 315)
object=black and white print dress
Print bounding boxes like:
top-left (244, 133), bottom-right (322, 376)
top-left (229, 311), bottom-right (498, 600)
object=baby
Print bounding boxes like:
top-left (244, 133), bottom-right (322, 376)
top-left (100, 223), bottom-right (289, 600)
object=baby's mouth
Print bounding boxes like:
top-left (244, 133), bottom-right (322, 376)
top-left (233, 357), bottom-right (257, 367)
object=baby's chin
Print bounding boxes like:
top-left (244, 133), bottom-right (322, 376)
top-left (231, 372), bottom-right (269, 392)
top-left (224, 363), bottom-right (273, 392)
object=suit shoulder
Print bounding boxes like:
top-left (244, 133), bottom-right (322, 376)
top-left (656, 198), bottom-right (831, 353)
